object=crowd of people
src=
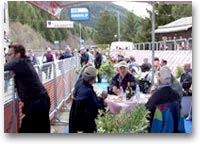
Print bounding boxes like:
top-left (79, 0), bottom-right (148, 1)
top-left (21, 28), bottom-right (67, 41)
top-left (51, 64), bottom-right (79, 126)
top-left (68, 49), bottom-right (192, 133)
top-left (4, 43), bottom-right (192, 133)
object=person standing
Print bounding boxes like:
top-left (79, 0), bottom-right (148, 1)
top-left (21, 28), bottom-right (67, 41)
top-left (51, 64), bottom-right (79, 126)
top-left (69, 66), bottom-right (107, 133)
top-left (80, 47), bottom-right (89, 66)
top-left (27, 49), bottom-right (39, 65)
top-left (94, 47), bottom-right (102, 83)
top-left (42, 47), bottom-right (54, 79)
top-left (4, 44), bottom-right (51, 133)
top-left (59, 46), bottom-right (73, 60)
top-left (180, 63), bottom-right (192, 96)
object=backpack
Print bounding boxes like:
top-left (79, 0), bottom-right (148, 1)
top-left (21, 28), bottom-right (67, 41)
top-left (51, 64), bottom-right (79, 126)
top-left (181, 71), bottom-right (192, 90)
top-left (138, 73), bottom-right (151, 94)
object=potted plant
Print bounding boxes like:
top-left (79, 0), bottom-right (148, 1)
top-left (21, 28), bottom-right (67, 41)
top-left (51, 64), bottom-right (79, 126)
top-left (95, 104), bottom-right (150, 133)
top-left (98, 61), bottom-right (115, 83)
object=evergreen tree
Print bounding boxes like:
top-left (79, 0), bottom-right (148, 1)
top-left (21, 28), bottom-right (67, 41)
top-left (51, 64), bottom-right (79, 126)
top-left (94, 10), bottom-right (117, 44)
top-left (121, 12), bottom-right (139, 42)
top-left (172, 4), bottom-right (192, 19)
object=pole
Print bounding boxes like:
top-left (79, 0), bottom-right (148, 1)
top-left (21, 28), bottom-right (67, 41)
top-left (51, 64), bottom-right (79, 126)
top-left (79, 22), bottom-right (82, 48)
top-left (151, 1), bottom-right (155, 85)
top-left (117, 11), bottom-right (120, 41)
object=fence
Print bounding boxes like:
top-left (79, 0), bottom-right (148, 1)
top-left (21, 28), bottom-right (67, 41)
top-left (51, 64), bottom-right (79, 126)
top-left (134, 38), bottom-right (192, 50)
top-left (110, 38), bottom-right (192, 76)
top-left (4, 55), bottom-right (80, 133)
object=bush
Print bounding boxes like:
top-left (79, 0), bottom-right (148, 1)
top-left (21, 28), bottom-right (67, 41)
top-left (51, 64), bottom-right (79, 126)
top-left (95, 104), bottom-right (150, 133)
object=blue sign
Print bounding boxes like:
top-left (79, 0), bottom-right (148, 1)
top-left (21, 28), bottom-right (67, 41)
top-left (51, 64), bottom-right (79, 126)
top-left (70, 7), bottom-right (89, 21)
top-left (80, 39), bottom-right (84, 44)
top-left (54, 40), bottom-right (59, 45)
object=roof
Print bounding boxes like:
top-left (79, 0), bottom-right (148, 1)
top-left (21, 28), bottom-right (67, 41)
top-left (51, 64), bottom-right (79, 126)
top-left (155, 16), bottom-right (192, 34)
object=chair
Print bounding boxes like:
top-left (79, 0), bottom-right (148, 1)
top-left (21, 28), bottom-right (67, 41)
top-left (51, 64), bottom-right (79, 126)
top-left (150, 101), bottom-right (185, 133)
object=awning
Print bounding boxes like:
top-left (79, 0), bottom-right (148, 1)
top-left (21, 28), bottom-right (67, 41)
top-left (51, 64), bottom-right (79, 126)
top-left (155, 25), bottom-right (192, 33)
top-left (155, 16), bottom-right (192, 33)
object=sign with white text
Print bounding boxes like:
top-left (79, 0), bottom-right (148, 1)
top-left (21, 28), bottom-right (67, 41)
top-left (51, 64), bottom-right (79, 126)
top-left (47, 21), bottom-right (74, 28)
top-left (70, 7), bottom-right (89, 21)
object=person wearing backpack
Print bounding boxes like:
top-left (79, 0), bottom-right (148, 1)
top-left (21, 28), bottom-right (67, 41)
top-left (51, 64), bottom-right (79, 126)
top-left (180, 63), bottom-right (192, 96)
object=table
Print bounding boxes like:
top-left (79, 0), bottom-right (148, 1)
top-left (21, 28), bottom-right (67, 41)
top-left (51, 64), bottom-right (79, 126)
top-left (104, 93), bottom-right (150, 114)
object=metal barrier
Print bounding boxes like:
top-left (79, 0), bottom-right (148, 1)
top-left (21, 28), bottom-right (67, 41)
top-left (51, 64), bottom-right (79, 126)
top-left (134, 38), bottom-right (192, 50)
top-left (4, 55), bottom-right (80, 133)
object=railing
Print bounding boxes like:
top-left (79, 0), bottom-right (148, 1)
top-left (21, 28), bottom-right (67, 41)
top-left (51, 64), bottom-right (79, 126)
top-left (110, 38), bottom-right (192, 76)
top-left (134, 38), bottom-right (192, 50)
top-left (4, 55), bottom-right (81, 133)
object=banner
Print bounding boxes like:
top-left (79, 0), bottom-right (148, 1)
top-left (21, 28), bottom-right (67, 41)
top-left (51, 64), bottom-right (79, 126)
top-left (47, 21), bottom-right (74, 28)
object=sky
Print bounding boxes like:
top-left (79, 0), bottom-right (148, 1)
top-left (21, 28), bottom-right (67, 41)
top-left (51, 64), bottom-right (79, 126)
top-left (112, 1), bottom-right (152, 18)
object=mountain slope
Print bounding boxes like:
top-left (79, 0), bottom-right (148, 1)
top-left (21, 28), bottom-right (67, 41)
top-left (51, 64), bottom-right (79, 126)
top-left (61, 1), bottom-right (140, 28)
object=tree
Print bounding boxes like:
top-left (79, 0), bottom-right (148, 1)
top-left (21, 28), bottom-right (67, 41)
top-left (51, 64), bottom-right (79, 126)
top-left (121, 12), bottom-right (139, 42)
top-left (8, 1), bottom-right (70, 44)
top-left (172, 4), bottom-right (192, 19)
top-left (137, 3), bottom-right (192, 43)
top-left (154, 3), bottom-right (175, 27)
top-left (94, 10), bottom-right (117, 44)
top-left (134, 17), bottom-right (152, 43)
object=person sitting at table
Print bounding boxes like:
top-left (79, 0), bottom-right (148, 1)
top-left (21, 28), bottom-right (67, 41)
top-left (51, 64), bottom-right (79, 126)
top-left (69, 66), bottom-right (107, 133)
top-left (108, 61), bottom-right (137, 95)
top-left (145, 66), bottom-right (181, 132)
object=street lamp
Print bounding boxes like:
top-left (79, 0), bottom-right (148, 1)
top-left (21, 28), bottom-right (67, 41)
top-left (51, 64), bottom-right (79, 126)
top-left (114, 34), bottom-right (117, 40)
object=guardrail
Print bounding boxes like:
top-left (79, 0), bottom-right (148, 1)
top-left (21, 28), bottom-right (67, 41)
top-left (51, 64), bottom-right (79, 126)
top-left (134, 38), bottom-right (192, 50)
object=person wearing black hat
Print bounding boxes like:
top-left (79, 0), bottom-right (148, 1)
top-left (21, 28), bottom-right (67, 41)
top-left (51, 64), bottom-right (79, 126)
top-left (69, 66), bottom-right (107, 133)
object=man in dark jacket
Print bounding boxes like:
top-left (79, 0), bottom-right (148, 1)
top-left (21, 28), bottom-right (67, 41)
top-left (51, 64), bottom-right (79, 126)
top-left (180, 63), bottom-right (192, 96)
top-left (69, 66), bottom-right (107, 133)
top-left (80, 47), bottom-right (89, 66)
top-left (59, 47), bottom-right (73, 60)
top-left (42, 47), bottom-right (54, 79)
top-left (108, 61), bottom-right (136, 95)
top-left (4, 44), bottom-right (51, 133)
top-left (94, 47), bottom-right (102, 83)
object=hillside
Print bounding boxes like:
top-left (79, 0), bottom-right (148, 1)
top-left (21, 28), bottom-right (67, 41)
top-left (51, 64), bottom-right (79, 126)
top-left (7, 1), bottom-right (140, 53)
top-left (61, 1), bottom-right (139, 28)
top-left (9, 22), bottom-right (88, 56)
